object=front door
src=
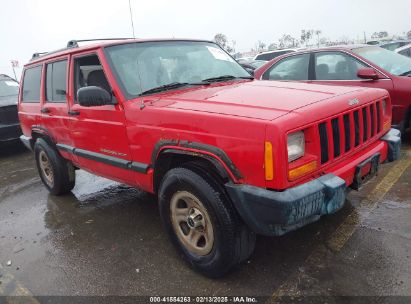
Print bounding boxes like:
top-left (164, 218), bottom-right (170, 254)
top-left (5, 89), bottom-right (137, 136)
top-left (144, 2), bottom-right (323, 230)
top-left (311, 51), bottom-right (394, 94)
top-left (68, 51), bottom-right (135, 185)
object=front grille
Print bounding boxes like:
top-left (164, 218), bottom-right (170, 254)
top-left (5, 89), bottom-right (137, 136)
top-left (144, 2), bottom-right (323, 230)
top-left (318, 100), bottom-right (383, 165)
top-left (319, 122), bottom-right (329, 163)
top-left (331, 118), bottom-right (340, 158)
top-left (0, 105), bottom-right (19, 124)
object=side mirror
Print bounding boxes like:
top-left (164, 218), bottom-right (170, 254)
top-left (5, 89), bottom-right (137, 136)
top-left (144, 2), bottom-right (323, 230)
top-left (357, 68), bottom-right (379, 81)
top-left (245, 67), bottom-right (255, 76)
top-left (77, 86), bottom-right (115, 107)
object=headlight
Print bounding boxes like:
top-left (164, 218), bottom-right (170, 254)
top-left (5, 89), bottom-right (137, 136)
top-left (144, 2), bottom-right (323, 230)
top-left (287, 131), bottom-right (305, 162)
top-left (382, 99), bottom-right (387, 115)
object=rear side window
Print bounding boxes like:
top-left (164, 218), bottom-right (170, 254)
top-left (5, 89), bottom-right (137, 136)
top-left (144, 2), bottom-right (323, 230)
top-left (46, 60), bottom-right (67, 102)
top-left (263, 53), bottom-right (310, 80)
top-left (22, 66), bottom-right (42, 102)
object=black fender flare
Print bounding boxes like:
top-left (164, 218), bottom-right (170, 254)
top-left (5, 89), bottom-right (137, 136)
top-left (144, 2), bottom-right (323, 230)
top-left (152, 140), bottom-right (243, 181)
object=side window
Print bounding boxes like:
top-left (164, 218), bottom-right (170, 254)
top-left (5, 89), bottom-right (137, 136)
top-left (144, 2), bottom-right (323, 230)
top-left (263, 54), bottom-right (310, 80)
top-left (74, 54), bottom-right (112, 103)
top-left (46, 60), bottom-right (67, 102)
top-left (314, 52), bottom-right (366, 80)
top-left (22, 66), bottom-right (42, 102)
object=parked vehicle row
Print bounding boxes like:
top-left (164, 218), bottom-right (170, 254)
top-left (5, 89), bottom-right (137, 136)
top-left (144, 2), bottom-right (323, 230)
top-left (253, 49), bottom-right (296, 61)
top-left (395, 43), bottom-right (411, 58)
top-left (380, 40), bottom-right (411, 51)
top-left (255, 44), bottom-right (411, 133)
top-left (0, 74), bottom-right (21, 145)
top-left (17, 38), bottom-right (401, 278)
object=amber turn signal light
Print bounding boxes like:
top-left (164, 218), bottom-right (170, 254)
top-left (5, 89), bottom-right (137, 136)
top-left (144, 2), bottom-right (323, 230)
top-left (264, 141), bottom-right (274, 181)
top-left (288, 160), bottom-right (317, 180)
top-left (383, 119), bottom-right (391, 132)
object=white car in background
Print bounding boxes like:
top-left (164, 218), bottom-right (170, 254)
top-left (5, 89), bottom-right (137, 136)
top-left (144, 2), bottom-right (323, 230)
top-left (254, 49), bottom-right (296, 61)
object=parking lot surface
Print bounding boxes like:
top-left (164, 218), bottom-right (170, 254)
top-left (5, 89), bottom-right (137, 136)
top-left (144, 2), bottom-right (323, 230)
top-left (0, 134), bottom-right (410, 300)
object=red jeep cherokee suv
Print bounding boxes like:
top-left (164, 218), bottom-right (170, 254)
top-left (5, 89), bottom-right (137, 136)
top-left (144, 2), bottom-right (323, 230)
top-left (18, 39), bottom-right (400, 277)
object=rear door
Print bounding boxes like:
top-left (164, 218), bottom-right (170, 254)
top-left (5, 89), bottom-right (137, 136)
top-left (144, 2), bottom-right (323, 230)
top-left (67, 51), bottom-right (135, 185)
top-left (19, 65), bottom-right (43, 137)
top-left (311, 51), bottom-right (394, 93)
top-left (40, 57), bottom-right (77, 162)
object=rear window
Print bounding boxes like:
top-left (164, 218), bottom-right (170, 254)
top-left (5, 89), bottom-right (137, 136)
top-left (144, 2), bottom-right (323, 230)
top-left (22, 66), bottom-right (42, 102)
top-left (0, 78), bottom-right (19, 97)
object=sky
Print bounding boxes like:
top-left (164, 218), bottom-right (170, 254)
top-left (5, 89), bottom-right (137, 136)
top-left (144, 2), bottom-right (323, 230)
top-left (1, 0), bottom-right (410, 79)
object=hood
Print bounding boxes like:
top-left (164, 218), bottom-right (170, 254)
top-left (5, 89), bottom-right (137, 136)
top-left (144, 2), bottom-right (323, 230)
top-left (0, 94), bottom-right (18, 107)
top-left (144, 80), bottom-right (373, 120)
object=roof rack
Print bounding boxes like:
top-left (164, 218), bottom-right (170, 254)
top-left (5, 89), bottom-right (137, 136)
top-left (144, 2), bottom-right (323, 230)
top-left (66, 38), bottom-right (133, 48)
top-left (31, 38), bottom-right (133, 61)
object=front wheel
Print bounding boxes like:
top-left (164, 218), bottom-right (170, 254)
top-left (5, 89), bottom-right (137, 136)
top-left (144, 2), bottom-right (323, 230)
top-left (158, 167), bottom-right (255, 278)
top-left (34, 138), bottom-right (75, 195)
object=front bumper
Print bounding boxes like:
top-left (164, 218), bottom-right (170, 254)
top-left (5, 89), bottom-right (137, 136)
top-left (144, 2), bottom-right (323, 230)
top-left (0, 123), bottom-right (22, 143)
top-left (226, 128), bottom-right (401, 236)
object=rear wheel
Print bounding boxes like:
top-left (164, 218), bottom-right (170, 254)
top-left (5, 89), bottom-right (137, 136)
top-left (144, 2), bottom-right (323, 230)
top-left (158, 167), bottom-right (255, 278)
top-left (34, 138), bottom-right (75, 195)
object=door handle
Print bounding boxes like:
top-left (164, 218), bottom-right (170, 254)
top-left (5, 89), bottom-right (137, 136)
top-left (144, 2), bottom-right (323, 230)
top-left (41, 108), bottom-right (50, 113)
top-left (68, 110), bottom-right (80, 116)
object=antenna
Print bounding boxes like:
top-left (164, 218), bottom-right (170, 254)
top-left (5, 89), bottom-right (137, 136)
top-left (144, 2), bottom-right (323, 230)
top-left (128, 0), bottom-right (136, 39)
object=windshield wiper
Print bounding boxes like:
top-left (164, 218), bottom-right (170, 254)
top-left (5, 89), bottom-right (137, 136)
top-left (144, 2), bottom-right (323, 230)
top-left (202, 75), bottom-right (254, 83)
top-left (399, 70), bottom-right (411, 76)
top-left (138, 81), bottom-right (209, 96)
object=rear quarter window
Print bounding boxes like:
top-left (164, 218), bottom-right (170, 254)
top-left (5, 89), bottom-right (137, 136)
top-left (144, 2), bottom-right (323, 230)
top-left (22, 66), bottom-right (42, 102)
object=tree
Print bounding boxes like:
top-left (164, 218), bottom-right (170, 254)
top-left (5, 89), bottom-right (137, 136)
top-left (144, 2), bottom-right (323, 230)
top-left (267, 42), bottom-right (278, 51)
top-left (315, 30), bottom-right (322, 47)
top-left (371, 31), bottom-right (389, 39)
top-left (407, 30), bottom-right (411, 39)
top-left (319, 37), bottom-right (330, 46)
top-left (252, 40), bottom-right (266, 52)
top-left (213, 33), bottom-right (234, 53)
top-left (278, 34), bottom-right (299, 49)
top-left (301, 29), bottom-right (315, 47)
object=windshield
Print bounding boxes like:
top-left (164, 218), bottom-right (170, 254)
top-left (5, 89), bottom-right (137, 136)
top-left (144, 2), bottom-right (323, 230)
top-left (0, 79), bottom-right (19, 97)
top-left (104, 41), bottom-right (250, 99)
top-left (353, 46), bottom-right (411, 76)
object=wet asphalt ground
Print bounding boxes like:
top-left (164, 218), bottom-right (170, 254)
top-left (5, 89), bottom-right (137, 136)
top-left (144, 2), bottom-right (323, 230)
top-left (0, 134), bottom-right (410, 301)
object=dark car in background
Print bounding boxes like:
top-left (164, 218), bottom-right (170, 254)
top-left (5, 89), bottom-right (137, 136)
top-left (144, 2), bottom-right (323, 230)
top-left (0, 74), bottom-right (21, 145)
top-left (236, 58), bottom-right (266, 72)
top-left (254, 45), bottom-right (411, 134)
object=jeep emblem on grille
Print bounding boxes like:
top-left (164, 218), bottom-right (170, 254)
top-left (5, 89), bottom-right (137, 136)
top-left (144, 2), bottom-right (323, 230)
top-left (348, 98), bottom-right (360, 106)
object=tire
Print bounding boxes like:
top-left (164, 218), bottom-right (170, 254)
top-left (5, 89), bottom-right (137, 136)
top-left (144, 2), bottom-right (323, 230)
top-left (158, 167), bottom-right (256, 278)
top-left (34, 138), bottom-right (75, 195)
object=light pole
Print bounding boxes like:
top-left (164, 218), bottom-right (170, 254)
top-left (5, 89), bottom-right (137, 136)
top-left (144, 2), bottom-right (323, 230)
top-left (10, 60), bottom-right (19, 81)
